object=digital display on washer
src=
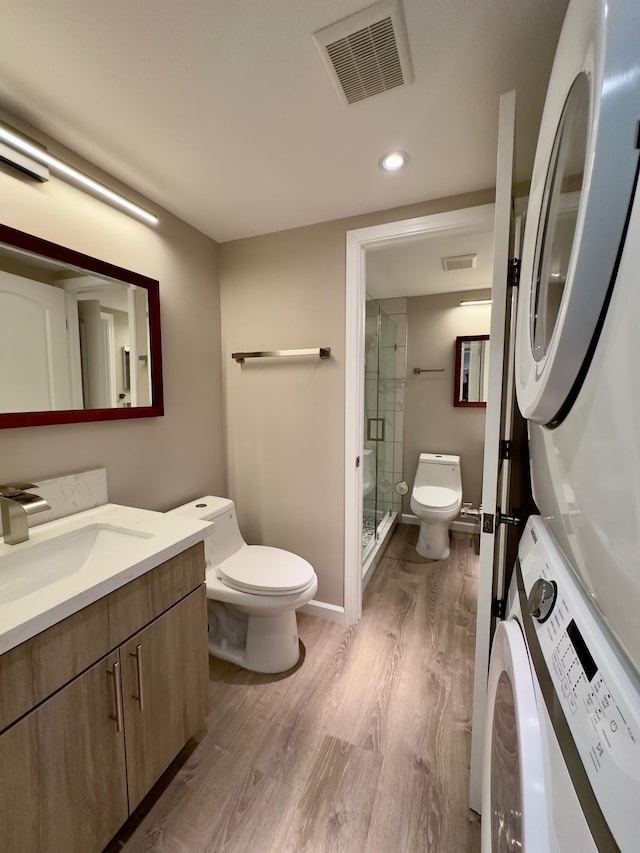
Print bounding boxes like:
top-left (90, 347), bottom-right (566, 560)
top-left (567, 619), bottom-right (598, 682)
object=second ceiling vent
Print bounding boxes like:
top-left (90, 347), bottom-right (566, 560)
top-left (313, 0), bottom-right (414, 106)
top-left (442, 254), bottom-right (478, 272)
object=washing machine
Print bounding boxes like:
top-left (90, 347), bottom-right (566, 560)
top-left (514, 0), bottom-right (640, 678)
top-left (483, 517), bottom-right (640, 851)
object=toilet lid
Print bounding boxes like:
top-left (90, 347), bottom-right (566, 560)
top-left (412, 485), bottom-right (460, 511)
top-left (217, 545), bottom-right (316, 595)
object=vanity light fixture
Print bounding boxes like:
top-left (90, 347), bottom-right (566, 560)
top-left (0, 121), bottom-right (158, 225)
top-left (460, 299), bottom-right (492, 306)
top-left (380, 150), bottom-right (408, 171)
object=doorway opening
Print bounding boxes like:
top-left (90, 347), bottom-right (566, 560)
top-left (344, 203), bottom-right (496, 624)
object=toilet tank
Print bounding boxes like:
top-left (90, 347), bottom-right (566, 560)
top-left (167, 496), bottom-right (245, 566)
top-left (414, 453), bottom-right (461, 490)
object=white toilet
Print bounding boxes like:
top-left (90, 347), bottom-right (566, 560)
top-left (168, 496), bottom-right (318, 673)
top-left (410, 453), bottom-right (462, 560)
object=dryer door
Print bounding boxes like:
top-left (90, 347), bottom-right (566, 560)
top-left (482, 620), bottom-right (549, 852)
top-left (515, 0), bottom-right (640, 425)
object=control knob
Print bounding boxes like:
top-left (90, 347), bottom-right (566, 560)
top-left (528, 578), bottom-right (558, 623)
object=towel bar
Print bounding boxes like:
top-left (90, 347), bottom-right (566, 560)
top-left (232, 348), bottom-right (331, 364)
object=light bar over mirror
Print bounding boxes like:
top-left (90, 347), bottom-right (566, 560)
top-left (0, 223), bottom-right (164, 428)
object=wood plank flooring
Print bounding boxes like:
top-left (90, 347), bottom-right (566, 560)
top-left (107, 525), bottom-right (481, 852)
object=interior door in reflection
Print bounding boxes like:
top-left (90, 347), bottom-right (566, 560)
top-left (0, 270), bottom-right (73, 412)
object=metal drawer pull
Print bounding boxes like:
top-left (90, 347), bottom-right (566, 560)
top-left (108, 661), bottom-right (124, 732)
top-left (130, 643), bottom-right (145, 711)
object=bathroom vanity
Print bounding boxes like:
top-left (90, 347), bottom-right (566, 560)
top-left (0, 505), bottom-right (212, 853)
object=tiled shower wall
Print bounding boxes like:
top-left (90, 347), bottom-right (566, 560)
top-left (364, 297), bottom-right (407, 521)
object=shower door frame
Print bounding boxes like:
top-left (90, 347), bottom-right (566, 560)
top-left (344, 203), bottom-right (496, 624)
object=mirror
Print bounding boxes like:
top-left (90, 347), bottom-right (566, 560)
top-left (454, 335), bottom-right (489, 407)
top-left (0, 223), bottom-right (163, 428)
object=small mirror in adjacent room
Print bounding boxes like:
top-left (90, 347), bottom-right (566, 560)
top-left (454, 335), bottom-right (490, 407)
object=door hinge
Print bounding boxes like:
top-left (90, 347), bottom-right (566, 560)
top-left (508, 257), bottom-right (521, 288)
top-left (492, 598), bottom-right (506, 620)
top-left (355, 456), bottom-right (361, 468)
top-left (499, 439), bottom-right (512, 460)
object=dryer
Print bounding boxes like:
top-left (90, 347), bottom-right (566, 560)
top-left (483, 517), bottom-right (640, 851)
top-left (514, 0), bottom-right (640, 676)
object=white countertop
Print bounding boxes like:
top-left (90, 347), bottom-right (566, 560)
top-left (0, 503), bottom-right (213, 655)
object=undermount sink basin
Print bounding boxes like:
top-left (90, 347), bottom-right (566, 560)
top-left (0, 523), bottom-right (153, 604)
top-left (0, 503), bottom-right (214, 655)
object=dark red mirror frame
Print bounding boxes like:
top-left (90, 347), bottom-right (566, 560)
top-left (0, 223), bottom-right (164, 429)
top-left (453, 334), bottom-right (489, 409)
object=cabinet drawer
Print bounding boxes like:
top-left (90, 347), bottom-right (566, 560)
top-left (0, 542), bottom-right (204, 732)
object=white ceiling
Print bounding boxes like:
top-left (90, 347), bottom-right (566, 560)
top-left (366, 227), bottom-right (494, 299)
top-left (0, 0), bottom-right (568, 243)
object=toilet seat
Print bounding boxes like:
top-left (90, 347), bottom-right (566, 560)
top-left (216, 545), bottom-right (316, 596)
top-left (412, 485), bottom-right (460, 512)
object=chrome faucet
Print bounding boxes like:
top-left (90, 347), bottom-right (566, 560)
top-left (0, 483), bottom-right (50, 545)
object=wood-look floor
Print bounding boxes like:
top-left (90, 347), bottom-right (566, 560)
top-left (108, 525), bottom-right (481, 852)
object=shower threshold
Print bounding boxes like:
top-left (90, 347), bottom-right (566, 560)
top-left (362, 511), bottom-right (397, 588)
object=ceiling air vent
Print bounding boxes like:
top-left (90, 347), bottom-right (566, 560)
top-left (313, 0), bottom-right (414, 106)
top-left (442, 254), bottom-right (478, 272)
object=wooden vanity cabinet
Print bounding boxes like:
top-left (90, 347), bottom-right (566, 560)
top-left (0, 544), bottom-right (209, 853)
top-left (0, 649), bottom-right (129, 853)
top-left (121, 585), bottom-right (209, 811)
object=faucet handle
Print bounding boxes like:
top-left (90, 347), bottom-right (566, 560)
top-left (0, 482), bottom-right (39, 496)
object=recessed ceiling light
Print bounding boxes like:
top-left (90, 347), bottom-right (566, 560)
top-left (380, 151), bottom-right (408, 171)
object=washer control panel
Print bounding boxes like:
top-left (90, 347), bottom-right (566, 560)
top-left (519, 517), bottom-right (640, 851)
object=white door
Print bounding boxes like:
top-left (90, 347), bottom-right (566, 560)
top-left (0, 270), bottom-right (72, 412)
top-left (469, 90), bottom-right (518, 811)
top-left (78, 299), bottom-right (111, 409)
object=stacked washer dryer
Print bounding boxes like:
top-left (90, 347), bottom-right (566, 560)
top-left (483, 0), bottom-right (640, 849)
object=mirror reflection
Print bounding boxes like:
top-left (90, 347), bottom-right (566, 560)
top-left (0, 223), bottom-right (163, 427)
top-left (454, 335), bottom-right (490, 407)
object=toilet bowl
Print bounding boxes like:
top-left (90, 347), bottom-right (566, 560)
top-left (410, 453), bottom-right (462, 560)
top-left (167, 496), bottom-right (317, 673)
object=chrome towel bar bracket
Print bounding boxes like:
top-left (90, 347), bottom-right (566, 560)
top-left (232, 348), bottom-right (331, 364)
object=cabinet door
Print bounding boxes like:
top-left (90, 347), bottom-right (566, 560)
top-left (0, 650), bottom-right (128, 853)
top-left (121, 585), bottom-right (209, 811)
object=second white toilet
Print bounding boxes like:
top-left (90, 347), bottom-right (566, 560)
top-left (410, 453), bottom-right (462, 560)
top-left (168, 496), bottom-right (317, 673)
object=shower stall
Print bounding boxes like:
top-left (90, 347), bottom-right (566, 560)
top-left (362, 296), bottom-right (405, 578)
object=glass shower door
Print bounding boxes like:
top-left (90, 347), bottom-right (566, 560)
top-left (363, 297), bottom-right (380, 558)
top-left (363, 297), bottom-right (398, 561)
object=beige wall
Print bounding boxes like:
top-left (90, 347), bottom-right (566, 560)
top-left (404, 289), bottom-right (492, 511)
top-left (0, 112), bottom-right (225, 511)
top-left (220, 188), bottom-right (494, 608)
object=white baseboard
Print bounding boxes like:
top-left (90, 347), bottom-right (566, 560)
top-left (300, 600), bottom-right (346, 623)
top-left (451, 519), bottom-right (481, 534)
top-left (401, 513), bottom-right (480, 534)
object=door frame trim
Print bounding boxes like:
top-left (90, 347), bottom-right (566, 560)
top-left (344, 203), bottom-right (496, 624)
